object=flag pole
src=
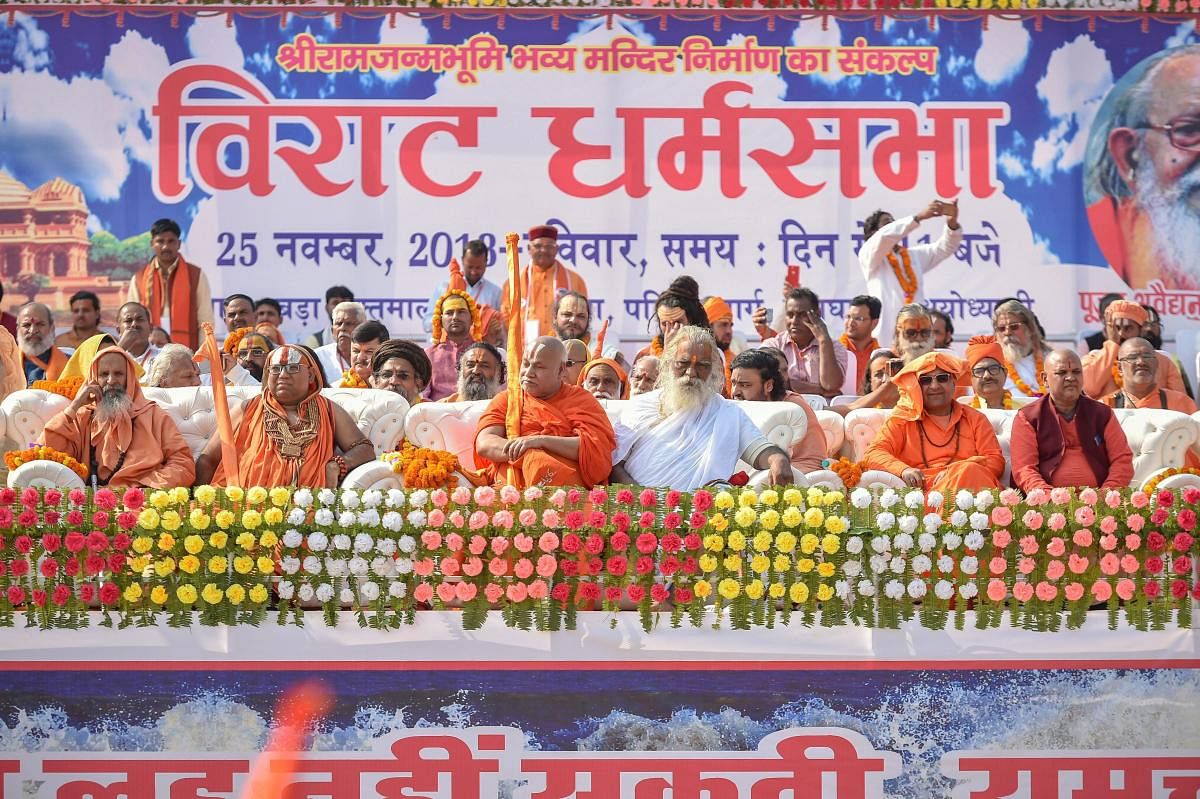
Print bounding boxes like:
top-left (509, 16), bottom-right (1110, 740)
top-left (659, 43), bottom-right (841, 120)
top-left (194, 322), bottom-right (241, 487)
top-left (503, 232), bottom-right (523, 488)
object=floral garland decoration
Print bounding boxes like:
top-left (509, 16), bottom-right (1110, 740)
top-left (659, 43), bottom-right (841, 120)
top-left (31, 376), bottom-right (85, 401)
top-left (1142, 468), bottom-right (1200, 498)
top-left (824, 457), bottom-right (862, 488)
top-left (1111, 362), bottom-right (1124, 390)
top-left (4, 445), bottom-right (88, 480)
top-left (970, 391), bottom-right (1014, 410)
top-left (886, 249), bottom-right (917, 304)
top-left (339, 369), bottom-right (369, 389)
top-left (430, 289), bottom-right (481, 343)
top-left (382, 442), bottom-right (461, 488)
top-left (222, 326), bottom-right (253, 356)
top-left (1005, 350), bottom-right (1046, 397)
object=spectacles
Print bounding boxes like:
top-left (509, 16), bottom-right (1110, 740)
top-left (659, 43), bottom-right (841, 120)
top-left (1136, 117), bottom-right (1200, 152)
top-left (375, 370), bottom-right (409, 381)
top-left (268, 363), bottom-right (303, 375)
top-left (1118, 354), bottom-right (1156, 364)
top-left (238, 348), bottom-right (267, 358)
top-left (995, 322), bottom-right (1026, 336)
top-left (901, 328), bottom-right (932, 341)
top-left (971, 364), bottom-right (1004, 378)
top-left (565, 359), bottom-right (583, 367)
top-left (918, 373), bottom-right (954, 387)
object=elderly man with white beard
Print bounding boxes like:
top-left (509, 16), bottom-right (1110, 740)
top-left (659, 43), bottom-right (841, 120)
top-left (442, 342), bottom-right (505, 403)
top-left (891, 304), bottom-right (936, 365)
top-left (610, 326), bottom-right (793, 490)
top-left (17, 302), bottom-right (69, 385)
top-left (991, 299), bottom-right (1052, 399)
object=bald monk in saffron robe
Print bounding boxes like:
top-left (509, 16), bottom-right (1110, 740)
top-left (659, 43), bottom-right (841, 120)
top-left (41, 347), bottom-right (194, 488)
top-left (861, 351), bottom-right (1005, 493)
top-left (1081, 300), bottom-right (1185, 399)
top-left (474, 336), bottom-right (616, 488)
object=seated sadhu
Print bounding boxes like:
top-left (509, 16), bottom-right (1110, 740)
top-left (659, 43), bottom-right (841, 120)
top-left (1081, 299), bottom-right (1186, 399)
top-left (612, 326), bottom-right (793, 490)
top-left (861, 351), bottom-right (1004, 493)
top-left (578, 321), bottom-right (629, 401)
top-left (40, 347), bottom-right (195, 488)
top-left (474, 336), bottom-right (616, 488)
top-left (961, 334), bottom-right (1027, 410)
top-left (195, 345), bottom-right (375, 488)
top-left (1010, 349), bottom-right (1133, 492)
top-left (1103, 337), bottom-right (1197, 414)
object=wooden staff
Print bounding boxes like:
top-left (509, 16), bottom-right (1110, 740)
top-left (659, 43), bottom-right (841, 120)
top-left (193, 322), bottom-right (241, 487)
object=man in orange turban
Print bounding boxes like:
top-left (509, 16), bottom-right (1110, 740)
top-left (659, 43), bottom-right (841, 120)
top-left (1081, 299), bottom-right (1185, 399)
top-left (578, 320), bottom-right (629, 401)
top-left (41, 347), bottom-right (194, 488)
top-left (861, 351), bottom-right (1004, 493)
top-left (195, 345), bottom-right (375, 488)
top-left (962, 334), bottom-right (1015, 410)
top-left (426, 260), bottom-right (481, 401)
top-left (474, 336), bottom-right (615, 488)
top-left (703, 295), bottom-right (736, 395)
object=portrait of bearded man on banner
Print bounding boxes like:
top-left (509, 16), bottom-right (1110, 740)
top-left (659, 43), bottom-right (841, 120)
top-left (1085, 44), bottom-right (1200, 291)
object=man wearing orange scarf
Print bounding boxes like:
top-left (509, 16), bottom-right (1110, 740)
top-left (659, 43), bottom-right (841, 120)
top-left (580, 358), bottom-right (629, 400)
top-left (40, 348), bottom-right (194, 488)
top-left (195, 345), bottom-right (375, 488)
top-left (475, 336), bottom-right (615, 488)
top-left (126, 219), bottom-right (213, 350)
top-left (17, 303), bottom-right (68, 385)
top-left (962, 335), bottom-right (1017, 410)
top-left (1081, 300), bottom-right (1185, 399)
top-left (862, 351), bottom-right (1004, 493)
top-left (501, 225), bottom-right (587, 337)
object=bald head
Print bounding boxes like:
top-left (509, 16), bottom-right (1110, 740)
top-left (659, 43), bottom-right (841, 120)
top-left (520, 336), bottom-right (567, 399)
top-left (1042, 348), bottom-right (1083, 411)
top-left (1117, 336), bottom-right (1158, 393)
top-left (563, 338), bottom-right (588, 385)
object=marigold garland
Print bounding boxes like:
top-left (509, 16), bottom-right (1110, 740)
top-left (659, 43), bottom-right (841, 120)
top-left (223, 326), bottom-right (253, 356)
top-left (825, 457), bottom-right (862, 488)
top-left (32, 376), bottom-right (85, 400)
top-left (382, 442), bottom-right (460, 488)
top-left (1142, 467), bottom-right (1200, 498)
top-left (970, 391), bottom-right (1014, 410)
top-left (1111, 362), bottom-right (1124, 391)
top-left (339, 369), bottom-right (369, 389)
top-left (431, 289), bottom-right (482, 343)
top-left (4, 445), bottom-right (88, 479)
top-left (1005, 350), bottom-right (1046, 397)
top-left (887, 248), bottom-right (917, 305)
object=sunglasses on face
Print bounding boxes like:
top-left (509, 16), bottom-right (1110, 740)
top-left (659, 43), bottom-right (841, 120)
top-left (901, 328), bottom-right (932, 341)
top-left (918, 373), bottom-right (954, 387)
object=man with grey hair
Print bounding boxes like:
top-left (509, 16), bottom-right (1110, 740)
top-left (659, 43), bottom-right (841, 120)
top-left (1085, 45), bottom-right (1200, 290)
top-left (611, 326), bottom-right (793, 490)
top-left (629, 354), bottom-right (660, 396)
top-left (991, 299), bottom-right (1052, 398)
top-left (314, 301), bottom-right (367, 386)
top-left (17, 302), bottom-right (68, 385)
top-left (145, 343), bottom-right (201, 388)
top-left (891, 304), bottom-right (936, 365)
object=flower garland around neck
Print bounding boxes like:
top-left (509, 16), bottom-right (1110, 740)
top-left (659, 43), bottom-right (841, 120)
top-left (339, 369), bottom-right (369, 389)
top-left (222, 326), bottom-right (253, 356)
top-left (887, 248), bottom-right (917, 304)
top-left (1111, 362), bottom-right (1124, 390)
top-left (431, 289), bottom-right (481, 343)
top-left (1005, 350), bottom-right (1046, 397)
top-left (4, 445), bottom-right (88, 480)
top-left (970, 391), bottom-right (1014, 410)
top-left (382, 442), bottom-right (460, 488)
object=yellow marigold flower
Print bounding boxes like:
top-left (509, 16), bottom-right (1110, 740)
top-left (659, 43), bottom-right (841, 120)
top-left (177, 584), bottom-right (198, 604)
top-left (782, 488), bottom-right (803, 506)
top-left (714, 491), bottom-right (734, 510)
top-left (215, 511), bottom-right (234, 530)
top-left (723, 554), bottom-right (743, 572)
top-left (817, 562), bottom-right (836, 578)
top-left (259, 531), bottom-right (278, 549)
top-left (822, 491), bottom-right (845, 507)
top-left (150, 585), bottom-right (168, 605)
top-left (821, 534), bottom-right (840, 555)
top-left (179, 555), bottom-right (200, 575)
top-left (797, 558), bottom-right (815, 573)
top-left (752, 531), bottom-right (773, 552)
top-left (703, 534), bottom-right (725, 552)
top-left (189, 510), bottom-right (211, 531)
top-left (154, 557), bottom-right (176, 578)
top-left (169, 487), bottom-right (189, 504)
top-left (137, 509), bottom-right (160, 530)
top-left (263, 508), bottom-right (283, 526)
top-left (758, 509), bottom-right (780, 531)
top-left (256, 556), bottom-right (275, 575)
top-left (816, 583), bottom-right (834, 602)
top-left (123, 584), bottom-right (143, 603)
top-left (208, 531), bottom-right (228, 549)
top-left (241, 510), bottom-right (262, 530)
top-left (129, 555), bottom-right (150, 574)
top-left (149, 490), bottom-right (170, 509)
top-left (789, 583), bottom-right (809, 603)
top-left (248, 584), bottom-right (269, 604)
top-left (183, 535), bottom-right (204, 555)
top-left (224, 486), bottom-right (245, 503)
top-left (768, 582), bottom-right (785, 599)
top-left (804, 507), bottom-right (825, 528)
top-left (738, 490), bottom-right (758, 507)
top-left (225, 584), bottom-right (246, 605)
top-left (269, 487), bottom-right (291, 507)
top-left (207, 556), bottom-right (228, 574)
top-left (781, 507), bottom-right (803, 528)
top-left (201, 583), bottom-right (223, 605)
top-left (235, 532), bottom-right (256, 551)
top-left (800, 533), bottom-right (819, 555)
top-left (773, 554), bottom-right (791, 573)
top-left (727, 531), bottom-right (747, 551)
top-left (775, 532), bottom-right (797, 553)
top-left (699, 554), bottom-right (718, 573)
top-left (233, 555), bottom-right (254, 575)
top-left (825, 516), bottom-right (848, 536)
top-left (750, 554), bottom-right (770, 574)
top-left (246, 486), bottom-right (268, 506)
top-left (806, 487), bottom-right (825, 505)
top-left (157, 533), bottom-right (176, 552)
top-left (733, 507), bottom-right (757, 528)
top-left (709, 515), bottom-right (729, 533)
top-left (161, 511), bottom-right (181, 532)
top-left (694, 580), bottom-right (712, 598)
top-left (745, 581), bottom-right (764, 600)
top-left (195, 485), bottom-right (217, 505)
top-left (717, 578), bottom-right (741, 599)
top-left (132, 535), bottom-right (154, 554)
top-left (759, 489), bottom-right (779, 507)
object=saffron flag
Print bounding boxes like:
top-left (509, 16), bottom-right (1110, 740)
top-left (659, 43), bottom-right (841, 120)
top-left (194, 322), bottom-right (242, 488)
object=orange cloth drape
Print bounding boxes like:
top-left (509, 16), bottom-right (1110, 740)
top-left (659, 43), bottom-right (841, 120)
top-left (1082, 340), bottom-right (1187, 399)
top-left (139, 257), bottom-right (202, 349)
top-left (783, 392), bottom-right (830, 472)
top-left (861, 405), bottom-right (1005, 494)
top-left (21, 347), bottom-right (68, 384)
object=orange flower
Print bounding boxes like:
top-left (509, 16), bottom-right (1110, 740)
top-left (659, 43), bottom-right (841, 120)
top-left (340, 370), bottom-right (369, 389)
top-left (32, 376), bottom-right (85, 401)
top-left (382, 443), bottom-right (460, 488)
top-left (828, 457), bottom-right (863, 488)
top-left (4, 445), bottom-right (88, 480)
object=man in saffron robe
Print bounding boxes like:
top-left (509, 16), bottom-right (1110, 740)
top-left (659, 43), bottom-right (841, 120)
top-left (1082, 300), bottom-right (1185, 400)
top-left (501, 225), bottom-right (588, 337)
top-left (40, 348), bottom-right (194, 488)
top-left (195, 345), bottom-right (375, 488)
top-left (1011, 349), bottom-right (1134, 491)
top-left (1103, 337), bottom-right (1196, 413)
top-left (861, 351), bottom-right (1005, 493)
top-left (126, 219), bottom-right (213, 350)
top-left (474, 336), bottom-right (615, 489)
top-left (580, 358), bottom-right (629, 401)
top-left (730, 348), bottom-right (827, 473)
top-left (17, 303), bottom-right (68, 385)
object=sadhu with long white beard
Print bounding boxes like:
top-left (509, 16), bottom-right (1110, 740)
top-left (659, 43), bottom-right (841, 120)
top-left (611, 326), bottom-right (793, 491)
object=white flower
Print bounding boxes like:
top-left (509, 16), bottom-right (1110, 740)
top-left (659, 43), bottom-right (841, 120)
top-left (359, 581), bottom-right (380, 602)
top-left (353, 533), bottom-right (374, 553)
top-left (869, 555), bottom-right (889, 574)
top-left (302, 556), bottom-right (322, 575)
top-left (850, 488), bottom-right (872, 509)
top-left (969, 512), bottom-right (989, 531)
top-left (959, 582), bottom-right (979, 599)
top-left (842, 560), bottom-right (862, 578)
top-left (298, 583), bottom-right (315, 602)
top-left (315, 583), bottom-right (335, 603)
top-left (937, 555), bottom-right (955, 574)
top-left (340, 489), bottom-right (361, 509)
top-left (964, 531), bottom-right (986, 551)
top-left (911, 554), bottom-right (932, 574)
top-left (332, 534), bottom-right (352, 551)
top-left (382, 512), bottom-right (403, 532)
top-left (942, 532), bottom-right (962, 551)
top-left (317, 488), bottom-right (336, 506)
top-left (406, 510), bottom-right (427, 528)
top-left (325, 559), bottom-right (348, 578)
top-left (375, 538), bottom-right (397, 557)
top-left (845, 536), bottom-right (864, 555)
top-left (313, 509), bottom-right (334, 527)
top-left (894, 532), bottom-right (914, 552)
top-left (890, 556), bottom-right (906, 574)
top-left (287, 508), bottom-right (307, 526)
top-left (371, 556), bottom-right (395, 578)
top-left (876, 512), bottom-right (896, 531)
top-left (339, 587), bottom-right (355, 605)
top-left (277, 581), bottom-right (295, 600)
top-left (409, 489), bottom-right (429, 507)
top-left (397, 535), bottom-right (416, 554)
top-left (922, 513), bottom-right (942, 534)
top-left (950, 510), bottom-right (968, 528)
top-left (394, 558), bottom-right (413, 575)
top-left (884, 580), bottom-right (904, 599)
top-left (385, 489), bottom-right (405, 508)
top-left (835, 580), bottom-right (852, 600)
top-left (973, 490), bottom-right (994, 511)
top-left (857, 579), bottom-right (877, 597)
top-left (362, 489), bottom-right (383, 508)
top-left (926, 490), bottom-right (944, 508)
top-left (871, 535), bottom-right (890, 554)
top-left (280, 556), bottom-right (301, 575)
top-left (349, 556), bottom-right (370, 577)
top-left (897, 516), bottom-right (918, 535)
top-left (904, 490), bottom-right (924, 509)
top-left (960, 556), bottom-right (979, 576)
top-left (389, 581), bottom-right (407, 598)
top-left (917, 533), bottom-right (937, 553)
top-left (879, 489), bottom-right (899, 509)
top-left (338, 511), bottom-right (358, 528)
top-left (955, 489), bottom-right (974, 510)
top-left (358, 509), bottom-right (380, 527)
top-left (906, 578), bottom-right (927, 599)
top-left (293, 488), bottom-right (313, 508)
top-left (934, 580), bottom-right (954, 600)
top-left (282, 530), bottom-right (303, 548)
top-left (307, 531), bottom-right (329, 552)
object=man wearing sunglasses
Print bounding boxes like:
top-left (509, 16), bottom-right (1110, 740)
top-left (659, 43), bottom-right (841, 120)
top-left (861, 352), bottom-right (1004, 494)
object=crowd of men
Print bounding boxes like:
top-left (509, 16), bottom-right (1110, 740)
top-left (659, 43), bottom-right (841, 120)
top-left (4, 213), bottom-right (1195, 494)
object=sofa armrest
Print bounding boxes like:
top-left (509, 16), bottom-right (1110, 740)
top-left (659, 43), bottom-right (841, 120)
top-left (343, 461), bottom-right (403, 492)
top-left (7, 460), bottom-right (87, 490)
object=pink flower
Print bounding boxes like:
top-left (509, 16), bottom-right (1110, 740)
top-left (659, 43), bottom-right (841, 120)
top-left (1079, 487), bottom-right (1098, 506)
top-left (1130, 491), bottom-right (1149, 508)
top-left (1073, 506), bottom-right (1095, 526)
top-left (1049, 487), bottom-right (1071, 505)
top-left (1151, 508), bottom-right (1169, 526)
top-left (484, 583), bottom-right (504, 603)
top-left (1147, 531), bottom-right (1166, 551)
top-left (638, 511), bottom-right (656, 528)
top-left (688, 512), bottom-right (707, 530)
top-left (613, 512), bottom-right (631, 533)
top-left (468, 511), bottom-right (490, 531)
top-left (462, 557), bottom-right (483, 577)
top-left (626, 584), bottom-right (646, 603)
top-left (427, 510), bottom-right (446, 528)
top-left (94, 489), bottom-right (117, 511)
top-left (78, 583), bottom-right (95, 603)
top-left (567, 489), bottom-right (582, 505)
top-left (1099, 533), bottom-right (1118, 551)
top-left (999, 488), bottom-right (1021, 507)
top-left (536, 554), bottom-right (558, 577)
top-left (616, 488), bottom-right (635, 505)
top-left (436, 582), bottom-right (457, 603)
top-left (430, 489), bottom-right (448, 508)
top-left (455, 582), bottom-right (478, 602)
top-left (413, 583), bottom-right (434, 603)
top-left (1172, 555), bottom-right (1192, 576)
top-left (1144, 580), bottom-right (1162, 599)
top-left (13, 535), bottom-right (32, 554)
top-left (604, 586), bottom-right (623, 603)
top-left (445, 533), bottom-right (464, 552)
top-left (1046, 537), bottom-right (1066, 557)
top-left (1013, 582), bottom-right (1034, 602)
top-left (1025, 489), bottom-right (1048, 507)
top-left (85, 555), bottom-right (104, 575)
top-left (1184, 486), bottom-right (1200, 505)
top-left (0, 508), bottom-right (11, 529)
top-left (66, 510), bottom-right (84, 527)
top-left (518, 509), bottom-right (537, 527)
top-left (661, 533), bottom-right (683, 553)
top-left (99, 583), bottom-right (119, 605)
top-left (523, 486), bottom-right (544, 503)
top-left (513, 533), bottom-right (534, 553)
top-left (1115, 578), bottom-right (1135, 601)
top-left (1099, 553), bottom-right (1120, 575)
top-left (662, 512), bottom-right (682, 531)
top-left (1091, 580), bottom-right (1113, 602)
top-left (41, 533), bottom-right (61, 553)
top-left (1021, 511), bottom-right (1044, 531)
top-left (19, 487), bottom-right (38, 507)
top-left (992, 529), bottom-right (1011, 549)
top-left (491, 511), bottom-right (514, 530)
top-left (440, 557), bottom-right (461, 576)
top-left (514, 558), bottom-right (534, 579)
top-left (91, 511), bottom-right (109, 528)
top-left (1072, 529), bottom-right (1093, 548)
top-left (564, 511), bottom-right (585, 531)
top-left (1099, 515), bottom-right (1118, 535)
top-left (488, 557), bottom-right (508, 577)
top-left (538, 532), bottom-right (560, 553)
top-left (413, 558), bottom-right (436, 577)
top-left (506, 583), bottom-right (528, 603)
top-left (636, 533), bottom-right (658, 554)
top-left (589, 511), bottom-right (608, 529)
top-left (448, 511), bottom-right (466, 529)
top-left (499, 485), bottom-right (521, 505)
top-left (1045, 560), bottom-right (1065, 581)
top-left (421, 530), bottom-right (443, 550)
top-left (561, 534), bottom-right (581, 554)
top-left (16, 510), bottom-right (37, 527)
top-left (6, 585), bottom-right (24, 605)
top-left (635, 556), bottom-right (655, 575)
top-left (451, 486), bottom-right (472, 505)
top-left (606, 556), bottom-right (628, 576)
top-left (683, 533), bottom-right (701, 551)
top-left (650, 583), bottom-right (670, 603)
top-left (990, 507), bottom-right (1013, 527)
top-left (1173, 533), bottom-right (1195, 552)
top-left (989, 557), bottom-right (1008, 575)
top-left (1143, 555), bottom-right (1165, 575)
top-left (577, 581), bottom-right (599, 601)
top-left (473, 486), bottom-right (497, 507)
top-left (1171, 579), bottom-right (1190, 600)
top-left (665, 490), bottom-right (681, 509)
top-left (550, 583), bottom-right (571, 603)
top-left (692, 490), bottom-right (713, 511)
top-left (549, 489), bottom-right (567, 509)
top-left (1120, 554), bottom-right (1140, 574)
top-left (585, 534), bottom-right (604, 555)
top-left (10, 559), bottom-right (29, 577)
top-left (1157, 489), bottom-right (1175, 507)
top-left (118, 487), bottom-right (141, 510)
top-left (541, 510), bottom-right (561, 529)
top-left (589, 488), bottom-right (608, 505)
top-left (528, 580), bottom-right (548, 600)
top-left (986, 579), bottom-right (1008, 601)
top-left (1125, 534), bottom-right (1142, 551)
top-left (469, 535), bottom-right (487, 555)
top-left (1104, 490), bottom-right (1122, 509)
top-left (1019, 535), bottom-right (1039, 556)
top-left (1179, 509), bottom-right (1197, 532)
top-left (639, 488), bottom-right (657, 507)
top-left (1068, 554), bottom-right (1090, 574)
top-left (610, 532), bottom-right (630, 552)
top-left (67, 489), bottom-right (85, 507)
top-left (490, 537), bottom-right (510, 556)
top-left (1034, 581), bottom-right (1057, 601)
top-left (1064, 582), bottom-right (1085, 602)
top-left (1018, 558), bottom-right (1036, 575)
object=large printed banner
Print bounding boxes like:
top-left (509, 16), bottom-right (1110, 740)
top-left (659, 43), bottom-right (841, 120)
top-left (0, 11), bottom-right (1197, 342)
top-left (1, 615), bottom-right (1198, 798)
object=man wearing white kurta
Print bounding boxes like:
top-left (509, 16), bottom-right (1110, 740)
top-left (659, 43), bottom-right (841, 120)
top-left (858, 200), bottom-right (963, 344)
top-left (610, 326), bottom-right (793, 491)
